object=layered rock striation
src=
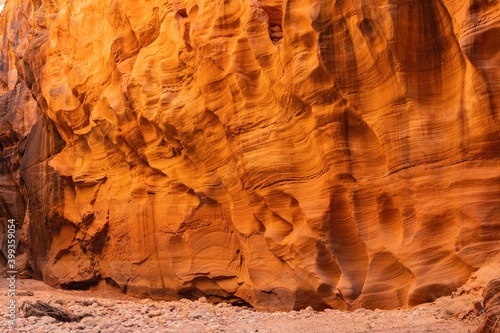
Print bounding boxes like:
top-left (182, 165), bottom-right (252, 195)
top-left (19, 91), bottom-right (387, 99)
top-left (0, 0), bottom-right (499, 311)
top-left (478, 279), bottom-right (500, 333)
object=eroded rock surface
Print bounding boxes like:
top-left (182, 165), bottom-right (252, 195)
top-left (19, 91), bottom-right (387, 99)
top-left (478, 279), bottom-right (500, 333)
top-left (0, 0), bottom-right (499, 311)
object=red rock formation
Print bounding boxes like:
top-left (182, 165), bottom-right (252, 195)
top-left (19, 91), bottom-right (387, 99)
top-left (0, 0), bottom-right (499, 311)
top-left (478, 279), bottom-right (500, 333)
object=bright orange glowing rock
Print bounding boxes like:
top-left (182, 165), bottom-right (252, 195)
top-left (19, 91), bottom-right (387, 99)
top-left (0, 0), bottom-right (499, 311)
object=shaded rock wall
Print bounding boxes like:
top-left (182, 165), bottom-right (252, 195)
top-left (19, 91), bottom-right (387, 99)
top-left (0, 0), bottom-right (499, 311)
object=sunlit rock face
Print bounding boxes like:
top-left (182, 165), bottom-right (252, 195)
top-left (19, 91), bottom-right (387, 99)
top-left (0, 0), bottom-right (499, 311)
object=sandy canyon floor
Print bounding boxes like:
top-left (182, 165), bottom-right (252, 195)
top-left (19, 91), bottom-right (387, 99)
top-left (0, 278), bottom-right (486, 333)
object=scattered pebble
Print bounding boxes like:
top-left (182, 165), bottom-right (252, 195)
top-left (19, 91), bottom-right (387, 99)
top-left (79, 316), bottom-right (98, 328)
top-left (147, 309), bottom-right (162, 317)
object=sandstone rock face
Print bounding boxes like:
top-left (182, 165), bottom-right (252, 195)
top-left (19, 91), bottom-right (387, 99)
top-left (0, 0), bottom-right (499, 311)
top-left (478, 279), bottom-right (500, 333)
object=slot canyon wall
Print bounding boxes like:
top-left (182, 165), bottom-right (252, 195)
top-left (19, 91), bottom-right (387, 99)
top-left (0, 0), bottom-right (499, 311)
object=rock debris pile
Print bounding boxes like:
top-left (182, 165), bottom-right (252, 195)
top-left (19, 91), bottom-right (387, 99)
top-left (0, 279), bottom-right (486, 333)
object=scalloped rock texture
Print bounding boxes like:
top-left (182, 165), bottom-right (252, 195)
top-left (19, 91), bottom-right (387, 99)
top-left (0, 0), bottom-right (499, 311)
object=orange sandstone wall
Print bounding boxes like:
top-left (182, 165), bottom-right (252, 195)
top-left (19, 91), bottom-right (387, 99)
top-left (0, 0), bottom-right (499, 311)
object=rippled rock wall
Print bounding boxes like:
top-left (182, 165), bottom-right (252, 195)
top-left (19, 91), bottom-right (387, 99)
top-left (0, 0), bottom-right (499, 311)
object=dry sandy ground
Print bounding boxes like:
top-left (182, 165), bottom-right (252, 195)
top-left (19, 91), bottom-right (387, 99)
top-left (0, 278), bottom-right (486, 333)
